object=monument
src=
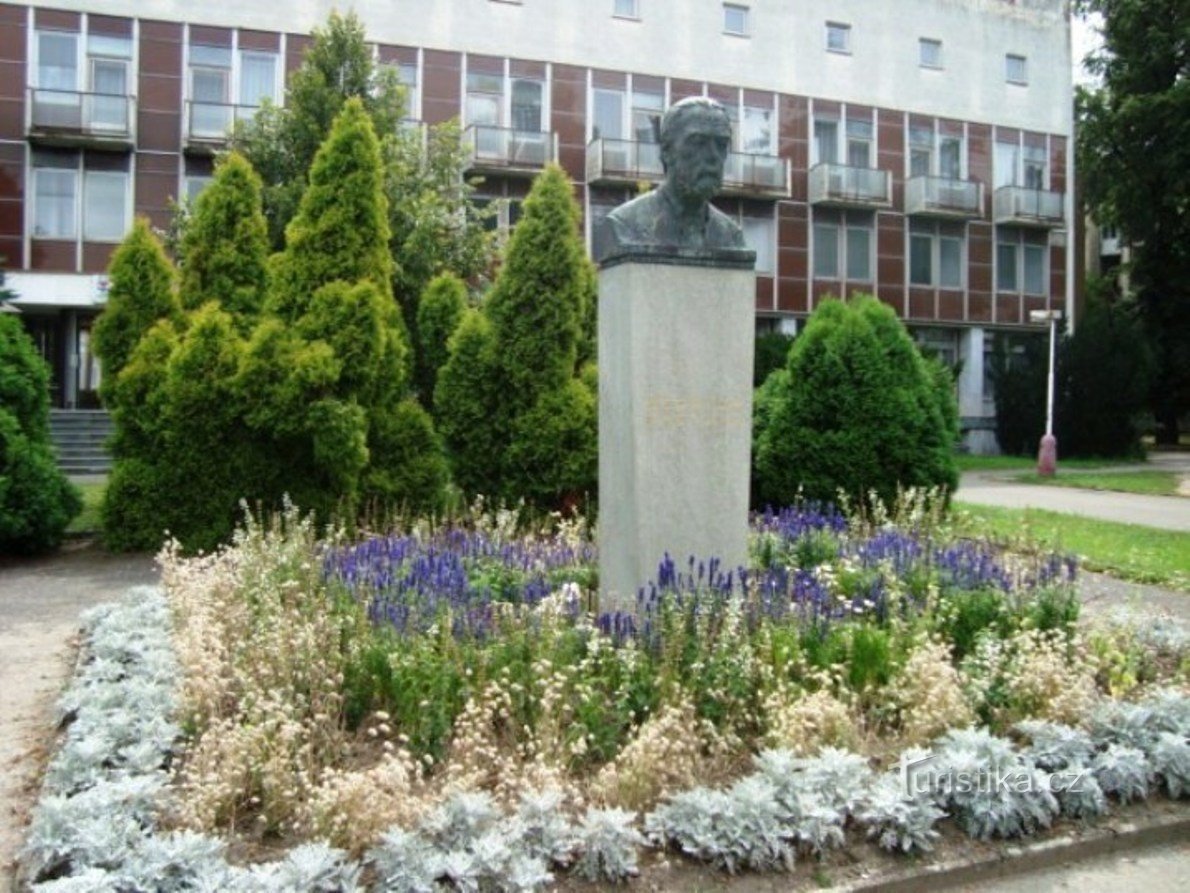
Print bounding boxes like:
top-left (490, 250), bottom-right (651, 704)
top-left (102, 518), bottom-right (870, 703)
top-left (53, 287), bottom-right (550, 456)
top-left (595, 97), bottom-right (757, 613)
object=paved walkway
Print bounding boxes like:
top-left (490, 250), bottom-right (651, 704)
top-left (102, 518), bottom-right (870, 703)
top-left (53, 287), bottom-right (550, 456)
top-left (957, 841), bottom-right (1190, 893)
top-left (0, 545), bottom-right (157, 892)
top-left (957, 452), bottom-right (1190, 532)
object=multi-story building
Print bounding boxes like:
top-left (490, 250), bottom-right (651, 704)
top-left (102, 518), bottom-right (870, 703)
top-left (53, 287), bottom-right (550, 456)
top-left (0, 0), bottom-right (1073, 453)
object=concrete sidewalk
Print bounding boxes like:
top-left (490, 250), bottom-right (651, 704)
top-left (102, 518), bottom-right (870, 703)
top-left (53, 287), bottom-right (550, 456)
top-left (957, 453), bottom-right (1190, 533)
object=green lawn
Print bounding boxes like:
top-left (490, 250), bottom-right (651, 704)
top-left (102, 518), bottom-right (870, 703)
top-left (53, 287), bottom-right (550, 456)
top-left (66, 481), bottom-right (105, 535)
top-left (955, 454), bottom-right (1141, 473)
top-left (1012, 470), bottom-right (1183, 497)
top-left (954, 502), bottom-right (1190, 592)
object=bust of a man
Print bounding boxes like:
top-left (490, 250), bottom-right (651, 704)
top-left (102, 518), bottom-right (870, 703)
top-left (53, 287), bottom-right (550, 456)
top-left (594, 97), bottom-right (753, 267)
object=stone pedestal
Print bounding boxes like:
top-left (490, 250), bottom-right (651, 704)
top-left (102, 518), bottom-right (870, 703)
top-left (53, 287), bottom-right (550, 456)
top-left (598, 260), bottom-right (755, 612)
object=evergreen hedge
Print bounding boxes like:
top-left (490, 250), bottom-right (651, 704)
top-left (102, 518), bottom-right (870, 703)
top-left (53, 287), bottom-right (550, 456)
top-left (753, 296), bottom-right (959, 508)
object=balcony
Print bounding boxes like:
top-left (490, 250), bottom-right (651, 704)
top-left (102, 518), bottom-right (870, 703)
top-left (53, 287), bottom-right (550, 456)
top-left (808, 162), bottom-right (891, 209)
top-left (28, 88), bottom-right (134, 148)
top-left (906, 175), bottom-right (983, 219)
top-left (585, 137), bottom-right (663, 186)
top-left (184, 101), bottom-right (263, 152)
top-left (463, 125), bottom-right (557, 176)
top-left (993, 185), bottom-right (1065, 228)
top-left (721, 151), bottom-right (791, 199)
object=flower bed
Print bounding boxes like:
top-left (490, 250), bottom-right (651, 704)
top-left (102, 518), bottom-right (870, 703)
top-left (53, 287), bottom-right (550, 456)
top-left (23, 503), bottom-right (1190, 890)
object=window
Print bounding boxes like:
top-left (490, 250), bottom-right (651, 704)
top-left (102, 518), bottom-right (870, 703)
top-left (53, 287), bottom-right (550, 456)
top-left (742, 216), bottom-right (774, 274)
top-left (913, 327), bottom-right (959, 368)
top-left (909, 126), bottom-right (933, 178)
top-left (939, 136), bottom-right (963, 179)
top-left (38, 31), bottom-right (77, 91)
top-left (1023, 144), bottom-right (1047, 190)
top-left (239, 51), bottom-right (277, 109)
top-left (631, 89), bottom-right (664, 143)
top-left (723, 4), bottom-right (749, 36)
top-left (826, 22), bottom-right (851, 54)
top-left (994, 140), bottom-right (1020, 188)
top-left (910, 126), bottom-right (965, 179)
top-left (87, 33), bottom-right (131, 131)
top-left (393, 62), bottom-right (419, 120)
top-left (1006, 53), bottom-right (1028, 85)
top-left (466, 71), bottom-right (503, 126)
top-left (185, 176), bottom-right (213, 204)
top-left (592, 88), bottom-right (625, 140)
top-left (741, 105), bottom-right (773, 154)
top-left (846, 119), bottom-right (873, 169)
top-left (814, 212), bottom-right (873, 281)
top-left (910, 221), bottom-right (965, 288)
top-left (813, 117), bottom-right (838, 164)
top-left (511, 78), bottom-right (543, 132)
top-left (613, 0), bottom-right (639, 18)
top-left (33, 167), bottom-right (77, 239)
top-left (189, 45), bottom-right (231, 137)
top-left (1023, 244), bottom-right (1046, 294)
top-left (919, 38), bottom-right (942, 69)
top-left (83, 171), bottom-right (127, 241)
top-left (997, 238), bottom-right (1018, 291)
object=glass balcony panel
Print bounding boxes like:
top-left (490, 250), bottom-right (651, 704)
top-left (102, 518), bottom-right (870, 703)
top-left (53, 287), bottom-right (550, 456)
top-left (464, 125), bottom-right (556, 174)
top-left (29, 89), bottom-right (132, 141)
top-left (809, 162), bottom-right (891, 207)
top-left (993, 185), bottom-right (1065, 228)
top-left (906, 175), bottom-right (982, 218)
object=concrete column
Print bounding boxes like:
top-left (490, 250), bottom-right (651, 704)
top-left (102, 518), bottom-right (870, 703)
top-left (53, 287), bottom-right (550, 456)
top-left (957, 325), bottom-right (985, 419)
top-left (598, 261), bottom-right (755, 612)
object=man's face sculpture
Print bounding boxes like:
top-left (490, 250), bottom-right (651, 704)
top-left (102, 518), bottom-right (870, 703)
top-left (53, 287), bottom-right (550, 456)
top-left (661, 103), bottom-right (732, 203)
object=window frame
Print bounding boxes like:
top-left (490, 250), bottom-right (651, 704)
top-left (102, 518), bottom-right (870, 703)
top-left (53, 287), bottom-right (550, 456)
top-left (740, 213), bottom-right (775, 275)
top-left (723, 4), bottom-right (750, 37)
top-left (32, 165), bottom-right (79, 240)
top-left (813, 212), bottom-right (873, 282)
top-left (910, 222), bottom-right (966, 289)
top-left (1005, 53), bottom-right (1028, 85)
top-left (919, 37), bottom-right (943, 69)
top-left (82, 169), bottom-right (129, 242)
top-left (613, 0), bottom-right (640, 20)
top-left (36, 30), bottom-right (79, 93)
top-left (826, 22), bottom-right (852, 55)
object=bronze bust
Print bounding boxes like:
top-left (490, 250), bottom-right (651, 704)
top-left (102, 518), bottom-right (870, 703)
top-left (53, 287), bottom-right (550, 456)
top-left (594, 97), bottom-right (754, 268)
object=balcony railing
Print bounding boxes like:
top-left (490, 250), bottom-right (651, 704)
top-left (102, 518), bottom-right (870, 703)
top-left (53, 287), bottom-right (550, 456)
top-left (184, 101), bottom-right (263, 149)
top-left (906, 175), bottom-right (983, 219)
top-left (993, 185), bottom-right (1065, 228)
top-left (463, 125), bottom-right (557, 175)
top-left (28, 88), bottom-right (134, 145)
top-left (585, 137), bottom-right (663, 185)
top-left (721, 150), bottom-right (791, 198)
top-left (808, 162), bottom-right (891, 208)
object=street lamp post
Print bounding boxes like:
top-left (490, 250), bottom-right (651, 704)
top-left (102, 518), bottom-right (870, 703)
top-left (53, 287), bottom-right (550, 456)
top-left (1030, 309), bottom-right (1062, 476)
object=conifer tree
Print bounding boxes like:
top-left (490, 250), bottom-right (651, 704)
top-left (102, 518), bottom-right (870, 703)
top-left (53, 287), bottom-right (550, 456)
top-left (435, 309), bottom-right (503, 498)
top-left (415, 272), bottom-right (467, 404)
top-left (92, 219), bottom-right (178, 395)
top-left (177, 152), bottom-right (269, 323)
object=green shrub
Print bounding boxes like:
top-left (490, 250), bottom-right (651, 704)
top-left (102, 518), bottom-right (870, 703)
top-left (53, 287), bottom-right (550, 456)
top-left (0, 314), bottom-right (80, 554)
top-left (989, 334), bottom-right (1047, 456)
top-left (752, 296), bottom-right (959, 509)
top-left (435, 310), bottom-right (504, 499)
top-left (754, 331), bottom-right (795, 388)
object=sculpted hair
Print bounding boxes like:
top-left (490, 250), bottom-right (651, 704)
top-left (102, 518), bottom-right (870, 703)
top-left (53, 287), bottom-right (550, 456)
top-left (658, 97), bottom-right (732, 155)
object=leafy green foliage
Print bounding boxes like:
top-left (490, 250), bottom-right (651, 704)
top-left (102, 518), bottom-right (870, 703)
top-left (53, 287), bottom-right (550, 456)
top-left (0, 314), bottom-right (81, 554)
top-left (177, 153), bottom-right (269, 324)
top-left (92, 219), bottom-right (179, 397)
top-left (754, 331), bottom-right (795, 388)
top-left (415, 273), bottom-right (467, 404)
top-left (752, 296), bottom-right (959, 508)
top-left (1076, 0), bottom-right (1190, 443)
top-left (437, 166), bottom-right (595, 508)
top-left (989, 333), bottom-right (1046, 456)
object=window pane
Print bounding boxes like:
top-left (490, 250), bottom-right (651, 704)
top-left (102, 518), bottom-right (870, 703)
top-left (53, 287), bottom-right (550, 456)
top-left (813, 224), bottom-right (838, 278)
top-left (39, 32), bottom-right (78, 91)
top-left (186, 176), bottom-right (213, 203)
top-left (847, 138), bottom-right (871, 169)
top-left (190, 44), bottom-right (231, 68)
top-left (742, 106), bottom-right (772, 153)
top-left (814, 119), bottom-right (838, 164)
top-left (511, 79), bottom-right (542, 131)
top-left (34, 169), bottom-right (77, 238)
top-left (940, 237), bottom-right (963, 288)
top-left (939, 137), bottom-right (962, 179)
top-left (614, 0), bottom-right (638, 17)
top-left (1006, 54), bottom-right (1028, 84)
top-left (997, 241), bottom-right (1018, 291)
top-left (593, 89), bottom-right (624, 140)
top-left (724, 4), bottom-right (749, 35)
top-left (87, 34), bottom-right (131, 58)
top-left (994, 141), bottom-right (1019, 188)
top-left (1023, 144), bottom-right (1047, 189)
top-left (742, 217), bottom-right (774, 274)
top-left (467, 93), bottom-right (501, 126)
top-left (910, 234), bottom-right (933, 285)
top-left (827, 23), bottom-right (850, 53)
top-left (1023, 244), bottom-right (1045, 294)
top-left (632, 91), bottom-right (663, 142)
top-left (919, 38), bottom-right (942, 68)
top-left (239, 53), bottom-right (276, 106)
top-left (846, 226), bottom-right (871, 280)
top-left (84, 172), bottom-right (126, 241)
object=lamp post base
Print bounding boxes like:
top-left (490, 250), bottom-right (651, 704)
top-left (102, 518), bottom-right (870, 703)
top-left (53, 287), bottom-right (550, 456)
top-left (1037, 434), bottom-right (1058, 477)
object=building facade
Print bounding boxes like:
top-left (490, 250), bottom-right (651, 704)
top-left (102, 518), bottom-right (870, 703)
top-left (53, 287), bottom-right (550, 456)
top-left (0, 0), bottom-right (1074, 452)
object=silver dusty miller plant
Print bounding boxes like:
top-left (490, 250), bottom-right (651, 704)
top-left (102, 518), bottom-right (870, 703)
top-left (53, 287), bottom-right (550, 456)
top-left (855, 775), bottom-right (947, 854)
top-left (1091, 744), bottom-right (1151, 803)
top-left (1147, 732), bottom-right (1190, 799)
